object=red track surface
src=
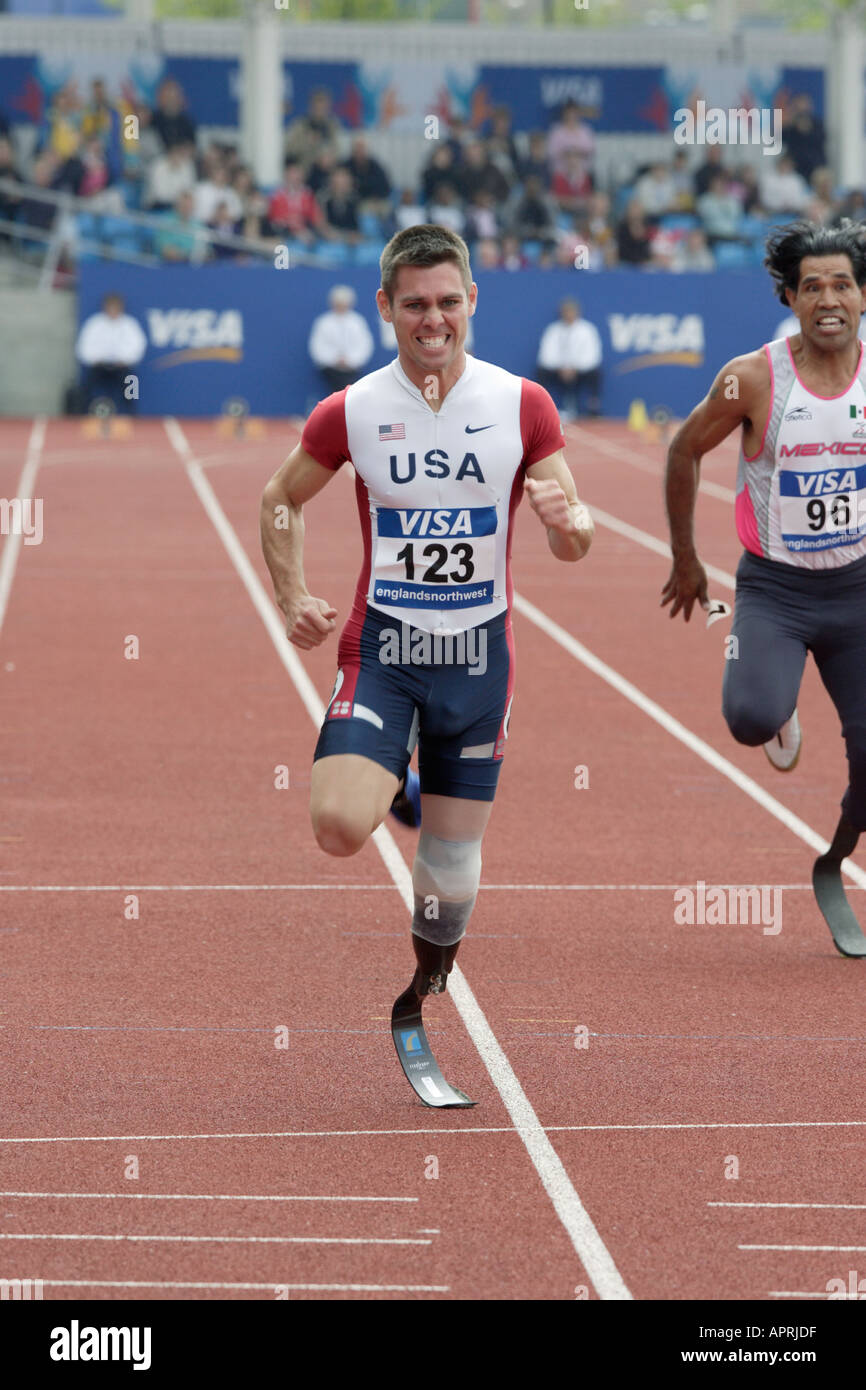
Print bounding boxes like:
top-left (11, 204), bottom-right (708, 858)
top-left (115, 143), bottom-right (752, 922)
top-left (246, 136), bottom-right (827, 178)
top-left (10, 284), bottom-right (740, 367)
top-left (1, 414), bottom-right (865, 1302)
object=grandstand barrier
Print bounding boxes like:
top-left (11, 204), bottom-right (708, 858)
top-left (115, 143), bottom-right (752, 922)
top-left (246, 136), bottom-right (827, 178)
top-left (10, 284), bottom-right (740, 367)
top-left (78, 261), bottom-right (788, 419)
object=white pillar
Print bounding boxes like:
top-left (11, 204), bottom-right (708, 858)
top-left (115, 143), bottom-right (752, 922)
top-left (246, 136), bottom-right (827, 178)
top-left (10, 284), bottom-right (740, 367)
top-left (240, 5), bottom-right (283, 189)
top-left (831, 5), bottom-right (866, 190)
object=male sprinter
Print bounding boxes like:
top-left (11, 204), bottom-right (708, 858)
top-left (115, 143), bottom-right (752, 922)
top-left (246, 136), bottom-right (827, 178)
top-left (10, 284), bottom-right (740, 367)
top-left (261, 225), bottom-right (594, 1102)
top-left (661, 221), bottom-right (866, 955)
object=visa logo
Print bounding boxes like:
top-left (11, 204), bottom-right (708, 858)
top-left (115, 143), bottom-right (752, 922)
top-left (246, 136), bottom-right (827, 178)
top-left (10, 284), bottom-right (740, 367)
top-left (378, 506), bottom-right (497, 539)
top-left (781, 467), bottom-right (863, 497)
top-left (147, 308), bottom-right (243, 350)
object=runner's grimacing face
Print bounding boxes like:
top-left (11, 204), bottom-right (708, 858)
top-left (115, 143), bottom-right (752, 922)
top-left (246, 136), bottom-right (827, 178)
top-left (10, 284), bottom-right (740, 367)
top-left (787, 255), bottom-right (866, 350)
top-left (380, 264), bottom-right (477, 384)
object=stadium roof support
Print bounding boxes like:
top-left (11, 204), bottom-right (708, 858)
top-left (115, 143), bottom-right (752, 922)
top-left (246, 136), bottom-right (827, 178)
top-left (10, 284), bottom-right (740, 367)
top-left (240, 5), bottom-right (283, 191)
top-left (831, 4), bottom-right (865, 192)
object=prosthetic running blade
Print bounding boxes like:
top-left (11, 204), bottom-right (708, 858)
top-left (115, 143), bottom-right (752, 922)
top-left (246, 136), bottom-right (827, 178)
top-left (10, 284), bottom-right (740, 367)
top-left (813, 816), bottom-right (866, 958)
top-left (391, 982), bottom-right (476, 1108)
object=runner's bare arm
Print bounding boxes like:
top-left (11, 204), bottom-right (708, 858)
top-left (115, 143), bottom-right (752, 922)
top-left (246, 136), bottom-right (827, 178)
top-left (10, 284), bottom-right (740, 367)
top-left (661, 351), bottom-right (768, 621)
top-left (525, 450), bottom-right (594, 561)
top-left (260, 442), bottom-right (340, 649)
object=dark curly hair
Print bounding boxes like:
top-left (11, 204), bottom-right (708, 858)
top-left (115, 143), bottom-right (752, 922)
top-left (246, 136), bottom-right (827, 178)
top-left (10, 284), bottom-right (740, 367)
top-left (764, 219), bottom-right (866, 306)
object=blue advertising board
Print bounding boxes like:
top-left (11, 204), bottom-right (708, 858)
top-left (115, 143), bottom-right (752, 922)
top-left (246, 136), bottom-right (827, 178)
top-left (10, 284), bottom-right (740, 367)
top-left (78, 261), bottom-right (791, 421)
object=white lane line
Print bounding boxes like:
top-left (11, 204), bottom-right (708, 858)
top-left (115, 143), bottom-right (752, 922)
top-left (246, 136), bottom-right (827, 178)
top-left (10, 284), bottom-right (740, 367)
top-left (768, 1291), bottom-right (833, 1299)
top-left (569, 424), bottom-right (737, 503)
top-left (0, 1233), bottom-right (431, 1246)
top-left (585, 503), bottom-right (736, 589)
top-left (742, 1244), bottom-right (866, 1253)
top-left (27, 1280), bottom-right (449, 1293)
top-left (165, 416), bottom-right (632, 1303)
top-left (0, 882), bottom-right (840, 892)
top-left (711, 1201), bottom-right (866, 1211)
top-left (512, 590), bottom-right (866, 890)
top-left (0, 417), bottom-right (46, 637)
top-left (0, 1191), bottom-right (417, 1203)
top-left (4, 1119), bottom-right (865, 1143)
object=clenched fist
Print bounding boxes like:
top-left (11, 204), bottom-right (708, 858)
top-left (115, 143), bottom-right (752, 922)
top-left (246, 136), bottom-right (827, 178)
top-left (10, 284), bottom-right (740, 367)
top-left (283, 594), bottom-right (337, 649)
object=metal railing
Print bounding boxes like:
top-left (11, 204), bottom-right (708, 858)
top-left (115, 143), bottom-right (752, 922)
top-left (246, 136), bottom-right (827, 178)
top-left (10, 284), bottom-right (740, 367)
top-left (0, 176), bottom-right (347, 289)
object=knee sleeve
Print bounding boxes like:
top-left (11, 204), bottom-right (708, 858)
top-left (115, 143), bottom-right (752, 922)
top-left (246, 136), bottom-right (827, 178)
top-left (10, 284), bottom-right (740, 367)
top-left (411, 831), bottom-right (483, 947)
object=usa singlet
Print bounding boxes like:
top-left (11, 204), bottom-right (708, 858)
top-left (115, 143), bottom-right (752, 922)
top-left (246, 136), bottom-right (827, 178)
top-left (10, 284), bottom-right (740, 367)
top-left (301, 355), bottom-right (564, 635)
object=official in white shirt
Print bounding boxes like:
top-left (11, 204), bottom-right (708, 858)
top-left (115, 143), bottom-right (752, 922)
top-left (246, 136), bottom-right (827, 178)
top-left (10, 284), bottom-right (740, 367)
top-left (75, 291), bottom-right (148, 414)
top-left (308, 284), bottom-right (375, 393)
top-left (536, 297), bottom-right (603, 421)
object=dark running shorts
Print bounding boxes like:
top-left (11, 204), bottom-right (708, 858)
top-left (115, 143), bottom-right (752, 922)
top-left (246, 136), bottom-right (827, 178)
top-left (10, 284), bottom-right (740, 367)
top-left (313, 604), bottom-right (514, 801)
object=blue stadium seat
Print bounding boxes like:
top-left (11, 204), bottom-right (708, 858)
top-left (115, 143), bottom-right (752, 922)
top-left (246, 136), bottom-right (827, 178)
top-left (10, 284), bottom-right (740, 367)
top-left (659, 214), bottom-right (698, 233)
top-left (522, 240), bottom-right (542, 263)
top-left (317, 241), bottom-right (349, 266)
top-left (359, 211), bottom-right (382, 239)
top-left (714, 241), bottom-right (750, 269)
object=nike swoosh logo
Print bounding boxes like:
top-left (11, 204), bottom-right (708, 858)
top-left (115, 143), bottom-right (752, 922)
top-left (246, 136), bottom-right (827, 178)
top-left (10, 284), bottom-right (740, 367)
top-left (465, 424), bottom-right (495, 434)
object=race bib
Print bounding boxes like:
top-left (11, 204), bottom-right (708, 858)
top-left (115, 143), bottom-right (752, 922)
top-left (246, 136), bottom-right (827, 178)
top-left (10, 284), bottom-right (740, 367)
top-left (372, 505), bottom-right (497, 609)
top-left (779, 464), bottom-right (866, 553)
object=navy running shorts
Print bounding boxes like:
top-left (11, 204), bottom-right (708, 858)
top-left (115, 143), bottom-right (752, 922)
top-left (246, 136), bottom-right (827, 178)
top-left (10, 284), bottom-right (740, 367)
top-left (314, 604), bottom-right (514, 801)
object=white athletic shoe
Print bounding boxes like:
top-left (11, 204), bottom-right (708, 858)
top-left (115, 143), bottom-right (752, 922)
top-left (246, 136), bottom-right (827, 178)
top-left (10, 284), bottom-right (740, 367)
top-left (763, 709), bottom-right (802, 772)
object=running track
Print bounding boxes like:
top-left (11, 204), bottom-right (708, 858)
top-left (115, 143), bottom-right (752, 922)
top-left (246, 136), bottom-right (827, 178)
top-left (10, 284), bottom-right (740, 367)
top-left (1, 413), bottom-right (865, 1302)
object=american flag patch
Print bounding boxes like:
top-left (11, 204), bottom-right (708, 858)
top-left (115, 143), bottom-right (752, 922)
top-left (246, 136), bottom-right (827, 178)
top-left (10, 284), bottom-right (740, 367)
top-left (379, 423), bottom-right (406, 441)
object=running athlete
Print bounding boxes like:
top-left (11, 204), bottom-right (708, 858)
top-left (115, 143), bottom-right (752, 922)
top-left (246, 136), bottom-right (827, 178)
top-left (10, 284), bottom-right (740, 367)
top-left (261, 225), bottom-right (594, 1099)
top-left (661, 221), bottom-right (866, 952)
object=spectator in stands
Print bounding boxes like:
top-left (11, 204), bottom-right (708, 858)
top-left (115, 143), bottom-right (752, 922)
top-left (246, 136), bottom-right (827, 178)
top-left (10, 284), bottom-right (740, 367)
top-left (634, 161), bottom-right (678, 220)
top-left (509, 174), bottom-right (558, 250)
top-left (486, 107), bottom-right (520, 187)
top-left (536, 297), bottom-right (603, 421)
top-left (0, 136), bottom-right (22, 242)
top-left (144, 141), bottom-right (196, 212)
top-left (75, 291), bottom-right (147, 415)
top-left (208, 201), bottom-right (242, 261)
top-left (517, 130), bottom-right (552, 187)
top-left (615, 197), bottom-right (653, 266)
top-left (427, 182), bottom-right (465, 236)
top-left (285, 88), bottom-right (340, 168)
top-left (16, 151), bottom-right (60, 234)
top-left (729, 162), bottom-right (763, 216)
top-left (832, 188), bottom-right (866, 227)
top-left (308, 284), bottom-right (374, 393)
top-left (696, 171), bottom-right (742, 244)
top-left (394, 187), bottom-right (426, 231)
top-left (811, 166), bottom-right (836, 206)
top-left (670, 150), bottom-right (695, 209)
top-left (194, 161), bottom-right (242, 225)
top-left (552, 148), bottom-right (593, 216)
top-left (81, 79), bottom-right (115, 142)
top-left (547, 100), bottom-right (595, 181)
top-left (671, 227), bottom-right (715, 272)
top-left (421, 145), bottom-right (459, 205)
top-left (43, 82), bottom-right (83, 163)
top-left (500, 233), bottom-right (529, 270)
top-left (155, 190), bottom-right (208, 263)
top-left (783, 95), bottom-right (826, 182)
top-left (151, 78), bottom-right (197, 152)
top-left (464, 189), bottom-right (502, 245)
top-left (586, 190), bottom-right (615, 259)
top-left (77, 137), bottom-right (113, 199)
top-left (474, 237), bottom-right (502, 270)
top-left (120, 104), bottom-right (162, 202)
top-left (760, 152), bottom-right (811, 215)
top-left (266, 158), bottom-right (324, 245)
top-left (232, 165), bottom-right (268, 240)
top-left (306, 146), bottom-right (339, 199)
top-left (322, 166), bottom-right (362, 244)
top-left (693, 145), bottom-right (726, 198)
top-left (557, 216), bottom-right (607, 270)
top-left (341, 136), bottom-right (392, 218)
